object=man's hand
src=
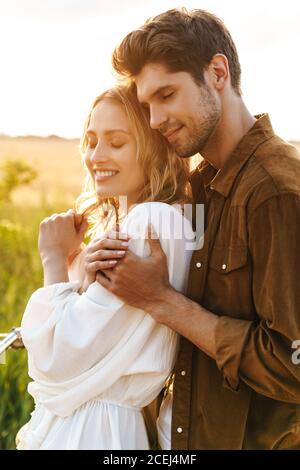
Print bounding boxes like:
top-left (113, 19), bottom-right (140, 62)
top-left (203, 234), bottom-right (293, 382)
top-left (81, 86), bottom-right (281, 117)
top-left (95, 225), bottom-right (171, 313)
top-left (91, 225), bottom-right (218, 358)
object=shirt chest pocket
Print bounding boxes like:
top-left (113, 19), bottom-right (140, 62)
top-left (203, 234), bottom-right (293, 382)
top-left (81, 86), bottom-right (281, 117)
top-left (205, 246), bottom-right (251, 318)
top-left (206, 245), bottom-right (251, 317)
top-left (208, 246), bottom-right (248, 274)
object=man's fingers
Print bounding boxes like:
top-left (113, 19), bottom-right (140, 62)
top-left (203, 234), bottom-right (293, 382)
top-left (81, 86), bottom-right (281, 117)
top-left (96, 271), bottom-right (112, 288)
top-left (147, 224), bottom-right (163, 255)
top-left (86, 260), bottom-right (118, 272)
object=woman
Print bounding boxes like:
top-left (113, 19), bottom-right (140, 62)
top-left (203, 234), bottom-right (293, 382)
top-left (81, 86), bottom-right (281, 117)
top-left (16, 84), bottom-right (196, 450)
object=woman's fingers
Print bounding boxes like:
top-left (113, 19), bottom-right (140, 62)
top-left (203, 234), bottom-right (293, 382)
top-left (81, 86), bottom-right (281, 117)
top-left (106, 230), bottom-right (130, 241)
top-left (87, 249), bottom-right (126, 262)
top-left (89, 238), bottom-right (129, 252)
top-left (85, 249), bottom-right (125, 271)
top-left (85, 260), bottom-right (118, 272)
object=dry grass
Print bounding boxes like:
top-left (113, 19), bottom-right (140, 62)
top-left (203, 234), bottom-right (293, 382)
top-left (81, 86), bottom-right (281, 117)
top-left (0, 135), bottom-right (85, 207)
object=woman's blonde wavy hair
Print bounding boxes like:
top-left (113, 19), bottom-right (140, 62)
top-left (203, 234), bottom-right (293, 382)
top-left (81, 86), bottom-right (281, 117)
top-left (75, 83), bottom-right (193, 238)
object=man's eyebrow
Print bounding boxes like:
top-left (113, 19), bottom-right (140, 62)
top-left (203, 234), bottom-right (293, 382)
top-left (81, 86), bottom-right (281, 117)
top-left (139, 85), bottom-right (173, 107)
top-left (86, 129), bottom-right (130, 136)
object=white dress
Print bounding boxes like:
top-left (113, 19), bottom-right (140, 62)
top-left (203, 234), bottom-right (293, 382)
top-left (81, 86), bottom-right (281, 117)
top-left (16, 202), bottom-right (195, 450)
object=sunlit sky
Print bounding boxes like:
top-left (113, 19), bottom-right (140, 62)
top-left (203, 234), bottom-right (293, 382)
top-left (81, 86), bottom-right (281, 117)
top-left (0, 0), bottom-right (299, 140)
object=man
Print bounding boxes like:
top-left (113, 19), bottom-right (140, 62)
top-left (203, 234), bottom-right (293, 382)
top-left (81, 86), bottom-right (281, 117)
top-left (94, 8), bottom-right (300, 449)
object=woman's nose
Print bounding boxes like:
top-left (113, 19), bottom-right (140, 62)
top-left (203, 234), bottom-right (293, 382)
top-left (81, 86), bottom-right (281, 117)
top-left (90, 144), bottom-right (109, 163)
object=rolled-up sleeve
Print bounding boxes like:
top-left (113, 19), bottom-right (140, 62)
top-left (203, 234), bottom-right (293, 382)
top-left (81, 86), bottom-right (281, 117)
top-left (215, 193), bottom-right (300, 402)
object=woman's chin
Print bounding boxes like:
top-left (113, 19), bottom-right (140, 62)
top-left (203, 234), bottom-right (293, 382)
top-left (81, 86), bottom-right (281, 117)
top-left (95, 187), bottom-right (115, 199)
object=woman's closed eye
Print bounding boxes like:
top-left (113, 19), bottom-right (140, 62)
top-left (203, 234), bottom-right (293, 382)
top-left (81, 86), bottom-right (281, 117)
top-left (110, 141), bottom-right (125, 149)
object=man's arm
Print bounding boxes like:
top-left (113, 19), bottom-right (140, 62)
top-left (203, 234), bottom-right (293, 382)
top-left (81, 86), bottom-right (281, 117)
top-left (94, 223), bottom-right (219, 359)
top-left (145, 286), bottom-right (219, 360)
top-left (96, 194), bottom-right (300, 402)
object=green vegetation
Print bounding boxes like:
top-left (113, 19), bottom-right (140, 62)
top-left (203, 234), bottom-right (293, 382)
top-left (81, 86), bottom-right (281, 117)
top-left (0, 153), bottom-right (79, 450)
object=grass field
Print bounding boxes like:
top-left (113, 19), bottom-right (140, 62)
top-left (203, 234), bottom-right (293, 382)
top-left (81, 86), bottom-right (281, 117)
top-left (0, 135), bottom-right (85, 206)
top-left (0, 135), bottom-right (299, 450)
top-left (0, 135), bottom-right (85, 449)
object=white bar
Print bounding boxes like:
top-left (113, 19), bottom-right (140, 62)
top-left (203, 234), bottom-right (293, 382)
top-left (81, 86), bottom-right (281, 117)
top-left (0, 328), bottom-right (22, 355)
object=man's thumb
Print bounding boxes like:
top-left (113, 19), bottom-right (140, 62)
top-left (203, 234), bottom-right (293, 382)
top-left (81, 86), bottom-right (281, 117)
top-left (147, 224), bottom-right (161, 254)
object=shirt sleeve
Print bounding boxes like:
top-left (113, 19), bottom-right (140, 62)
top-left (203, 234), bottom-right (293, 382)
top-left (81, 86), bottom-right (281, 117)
top-left (21, 203), bottom-right (194, 416)
top-left (215, 193), bottom-right (300, 402)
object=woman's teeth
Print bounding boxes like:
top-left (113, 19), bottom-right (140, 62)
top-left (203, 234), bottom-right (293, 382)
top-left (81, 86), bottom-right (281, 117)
top-left (95, 170), bottom-right (118, 177)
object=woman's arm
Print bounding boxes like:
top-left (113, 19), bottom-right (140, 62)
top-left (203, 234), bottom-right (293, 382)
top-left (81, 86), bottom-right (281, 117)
top-left (21, 203), bottom-right (194, 415)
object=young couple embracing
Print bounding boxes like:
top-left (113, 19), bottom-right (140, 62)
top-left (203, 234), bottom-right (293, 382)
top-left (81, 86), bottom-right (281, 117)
top-left (17, 8), bottom-right (300, 450)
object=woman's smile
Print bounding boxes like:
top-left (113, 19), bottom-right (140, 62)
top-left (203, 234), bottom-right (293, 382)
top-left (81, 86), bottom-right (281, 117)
top-left (94, 169), bottom-right (120, 182)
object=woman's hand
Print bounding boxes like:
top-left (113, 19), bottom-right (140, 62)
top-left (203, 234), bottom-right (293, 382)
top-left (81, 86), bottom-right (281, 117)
top-left (82, 230), bottom-right (130, 291)
top-left (38, 209), bottom-right (88, 264)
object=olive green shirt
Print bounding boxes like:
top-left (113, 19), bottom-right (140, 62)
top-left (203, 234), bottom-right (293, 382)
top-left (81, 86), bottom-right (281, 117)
top-left (171, 114), bottom-right (300, 449)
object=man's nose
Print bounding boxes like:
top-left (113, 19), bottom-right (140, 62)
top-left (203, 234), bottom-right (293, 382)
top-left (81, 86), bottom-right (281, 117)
top-left (149, 105), bottom-right (167, 130)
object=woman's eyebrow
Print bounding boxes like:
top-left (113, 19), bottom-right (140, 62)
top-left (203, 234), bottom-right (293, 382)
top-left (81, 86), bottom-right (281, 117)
top-left (86, 129), bottom-right (130, 136)
top-left (104, 130), bottom-right (130, 136)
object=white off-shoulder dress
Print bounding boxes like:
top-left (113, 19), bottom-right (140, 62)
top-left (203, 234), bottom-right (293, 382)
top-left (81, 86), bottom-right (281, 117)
top-left (16, 202), bottom-right (195, 450)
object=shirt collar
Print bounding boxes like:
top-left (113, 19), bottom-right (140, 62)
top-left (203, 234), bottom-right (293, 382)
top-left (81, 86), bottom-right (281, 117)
top-left (195, 114), bottom-right (275, 198)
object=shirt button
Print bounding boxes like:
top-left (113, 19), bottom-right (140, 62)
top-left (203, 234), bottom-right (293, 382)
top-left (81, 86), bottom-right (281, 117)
top-left (196, 262), bottom-right (202, 268)
top-left (222, 263), bottom-right (227, 270)
top-left (181, 370), bottom-right (186, 376)
top-left (210, 185), bottom-right (214, 191)
top-left (177, 427), bottom-right (183, 433)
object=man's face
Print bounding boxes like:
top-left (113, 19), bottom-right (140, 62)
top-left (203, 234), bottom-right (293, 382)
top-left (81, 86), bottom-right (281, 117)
top-left (135, 63), bottom-right (221, 157)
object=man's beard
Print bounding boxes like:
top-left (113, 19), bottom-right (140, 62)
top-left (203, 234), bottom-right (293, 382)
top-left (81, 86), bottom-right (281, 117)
top-left (171, 86), bottom-right (221, 158)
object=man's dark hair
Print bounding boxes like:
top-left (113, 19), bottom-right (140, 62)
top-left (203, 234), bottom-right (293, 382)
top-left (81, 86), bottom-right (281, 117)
top-left (112, 8), bottom-right (242, 95)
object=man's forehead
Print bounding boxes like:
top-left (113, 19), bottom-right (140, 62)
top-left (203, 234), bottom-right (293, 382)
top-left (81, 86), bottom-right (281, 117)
top-left (135, 63), bottom-right (178, 102)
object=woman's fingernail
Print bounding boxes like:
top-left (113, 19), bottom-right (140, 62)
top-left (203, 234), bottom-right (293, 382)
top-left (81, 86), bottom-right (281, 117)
top-left (117, 251), bottom-right (126, 255)
top-left (109, 260), bottom-right (117, 264)
top-left (121, 241), bottom-right (129, 247)
top-left (119, 233), bottom-right (130, 240)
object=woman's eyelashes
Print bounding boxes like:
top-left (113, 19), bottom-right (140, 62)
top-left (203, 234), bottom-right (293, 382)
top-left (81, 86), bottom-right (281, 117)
top-left (86, 138), bottom-right (125, 150)
top-left (110, 141), bottom-right (125, 149)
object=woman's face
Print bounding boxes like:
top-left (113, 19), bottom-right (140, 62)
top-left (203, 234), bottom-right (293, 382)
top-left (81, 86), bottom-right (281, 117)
top-left (84, 99), bottom-right (145, 208)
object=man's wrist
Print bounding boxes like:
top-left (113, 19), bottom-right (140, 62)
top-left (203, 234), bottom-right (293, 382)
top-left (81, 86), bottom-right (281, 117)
top-left (145, 286), bottom-right (180, 323)
top-left (146, 286), bottom-right (219, 359)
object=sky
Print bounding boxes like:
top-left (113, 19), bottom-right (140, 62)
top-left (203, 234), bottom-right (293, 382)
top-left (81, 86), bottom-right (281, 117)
top-left (0, 0), bottom-right (299, 140)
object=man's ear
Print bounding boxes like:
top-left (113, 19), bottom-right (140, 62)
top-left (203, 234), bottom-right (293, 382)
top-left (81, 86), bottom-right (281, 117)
top-left (207, 53), bottom-right (230, 91)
